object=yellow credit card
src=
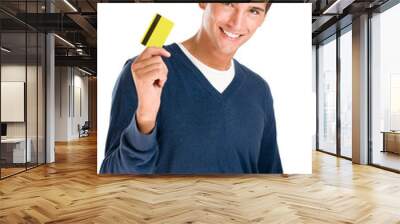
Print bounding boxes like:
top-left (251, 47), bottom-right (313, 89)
top-left (141, 14), bottom-right (174, 48)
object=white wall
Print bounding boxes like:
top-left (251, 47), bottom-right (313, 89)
top-left (72, 71), bottom-right (89, 138)
top-left (1, 65), bottom-right (36, 138)
top-left (55, 66), bottom-right (68, 141)
top-left (1, 63), bottom-right (46, 163)
top-left (54, 66), bottom-right (89, 141)
top-left (98, 3), bottom-right (313, 174)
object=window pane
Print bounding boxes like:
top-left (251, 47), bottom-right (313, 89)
top-left (371, 4), bottom-right (400, 171)
top-left (340, 29), bottom-right (352, 158)
top-left (318, 37), bottom-right (337, 154)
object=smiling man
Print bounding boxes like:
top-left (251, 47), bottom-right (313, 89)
top-left (100, 2), bottom-right (283, 174)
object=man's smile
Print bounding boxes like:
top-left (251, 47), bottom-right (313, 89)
top-left (219, 27), bottom-right (244, 40)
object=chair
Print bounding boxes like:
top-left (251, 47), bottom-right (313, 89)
top-left (78, 121), bottom-right (90, 138)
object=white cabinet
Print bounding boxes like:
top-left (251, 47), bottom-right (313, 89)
top-left (1, 138), bottom-right (32, 163)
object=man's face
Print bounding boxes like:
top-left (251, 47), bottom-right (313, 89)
top-left (200, 3), bottom-right (267, 56)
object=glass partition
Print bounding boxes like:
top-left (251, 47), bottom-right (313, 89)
top-left (371, 3), bottom-right (400, 171)
top-left (339, 28), bottom-right (352, 158)
top-left (27, 31), bottom-right (38, 169)
top-left (38, 32), bottom-right (45, 165)
top-left (318, 35), bottom-right (337, 155)
top-left (1, 31), bottom-right (28, 177)
top-left (0, 1), bottom-right (46, 179)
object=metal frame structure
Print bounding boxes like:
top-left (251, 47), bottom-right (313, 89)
top-left (315, 0), bottom-right (400, 172)
top-left (367, 0), bottom-right (400, 173)
top-left (315, 26), bottom-right (353, 161)
top-left (0, 0), bottom-right (47, 179)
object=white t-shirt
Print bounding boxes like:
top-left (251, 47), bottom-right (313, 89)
top-left (177, 43), bottom-right (234, 93)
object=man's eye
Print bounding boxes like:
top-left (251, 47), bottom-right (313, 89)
top-left (223, 3), bottom-right (234, 7)
top-left (250, 9), bottom-right (260, 15)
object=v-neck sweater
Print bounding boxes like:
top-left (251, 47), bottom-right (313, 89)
top-left (100, 43), bottom-right (283, 174)
top-left (176, 42), bottom-right (234, 93)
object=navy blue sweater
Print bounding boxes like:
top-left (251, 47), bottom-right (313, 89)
top-left (100, 43), bottom-right (283, 174)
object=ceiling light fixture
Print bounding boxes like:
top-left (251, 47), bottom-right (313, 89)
top-left (322, 0), bottom-right (355, 15)
top-left (1, 47), bottom-right (11, 53)
top-left (78, 67), bottom-right (93, 76)
top-left (63, 0), bottom-right (78, 12)
top-left (54, 34), bottom-right (75, 48)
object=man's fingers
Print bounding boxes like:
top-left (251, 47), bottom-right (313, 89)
top-left (134, 64), bottom-right (167, 81)
top-left (143, 69), bottom-right (167, 87)
top-left (158, 77), bottom-right (167, 88)
top-left (132, 56), bottom-right (163, 71)
top-left (136, 63), bottom-right (166, 76)
top-left (138, 47), bottom-right (171, 60)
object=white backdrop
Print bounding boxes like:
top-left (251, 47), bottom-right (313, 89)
top-left (97, 3), bottom-right (312, 174)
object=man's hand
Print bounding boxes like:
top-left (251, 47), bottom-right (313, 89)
top-left (131, 47), bottom-right (171, 134)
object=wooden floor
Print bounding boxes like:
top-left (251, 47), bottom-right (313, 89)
top-left (1, 167), bottom-right (26, 178)
top-left (1, 162), bottom-right (44, 178)
top-left (1, 134), bottom-right (400, 223)
top-left (373, 150), bottom-right (400, 171)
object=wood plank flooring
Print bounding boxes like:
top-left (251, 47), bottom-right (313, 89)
top-left (1, 134), bottom-right (400, 223)
top-left (1, 167), bottom-right (26, 178)
top-left (372, 151), bottom-right (400, 171)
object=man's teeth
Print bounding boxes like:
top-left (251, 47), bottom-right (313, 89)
top-left (222, 29), bottom-right (240, 38)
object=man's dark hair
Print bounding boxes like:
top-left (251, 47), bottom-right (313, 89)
top-left (265, 3), bottom-right (272, 13)
top-left (263, 0), bottom-right (272, 13)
